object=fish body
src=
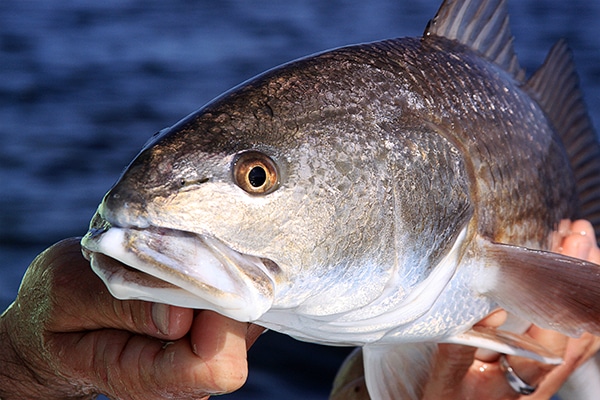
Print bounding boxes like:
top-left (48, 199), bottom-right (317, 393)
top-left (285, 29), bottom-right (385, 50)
top-left (81, 0), bottom-right (600, 398)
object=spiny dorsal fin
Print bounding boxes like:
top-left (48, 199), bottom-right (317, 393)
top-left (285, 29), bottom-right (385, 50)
top-left (424, 0), bottom-right (525, 80)
top-left (526, 40), bottom-right (600, 242)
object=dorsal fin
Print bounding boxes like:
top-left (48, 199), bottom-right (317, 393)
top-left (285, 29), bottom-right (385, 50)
top-left (526, 40), bottom-right (600, 242)
top-left (424, 0), bottom-right (525, 80)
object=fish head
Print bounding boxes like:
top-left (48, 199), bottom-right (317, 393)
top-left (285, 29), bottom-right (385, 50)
top-left (81, 58), bottom-right (410, 322)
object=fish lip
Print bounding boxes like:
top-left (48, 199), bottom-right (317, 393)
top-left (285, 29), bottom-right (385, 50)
top-left (81, 217), bottom-right (277, 322)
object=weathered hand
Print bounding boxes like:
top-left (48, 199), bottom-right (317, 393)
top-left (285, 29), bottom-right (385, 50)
top-left (0, 238), bottom-right (263, 400)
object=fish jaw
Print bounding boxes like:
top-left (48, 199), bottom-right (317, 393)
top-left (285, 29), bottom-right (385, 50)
top-left (81, 217), bottom-right (276, 322)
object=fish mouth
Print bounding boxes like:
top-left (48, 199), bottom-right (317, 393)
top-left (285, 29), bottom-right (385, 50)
top-left (80, 215), bottom-right (276, 322)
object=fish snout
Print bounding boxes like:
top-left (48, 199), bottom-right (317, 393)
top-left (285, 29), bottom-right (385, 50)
top-left (99, 183), bottom-right (151, 229)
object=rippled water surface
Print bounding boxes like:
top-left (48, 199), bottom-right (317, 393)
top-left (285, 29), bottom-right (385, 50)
top-left (2, 0), bottom-right (599, 398)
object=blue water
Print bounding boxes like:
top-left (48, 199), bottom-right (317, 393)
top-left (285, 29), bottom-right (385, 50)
top-left (1, 0), bottom-right (599, 398)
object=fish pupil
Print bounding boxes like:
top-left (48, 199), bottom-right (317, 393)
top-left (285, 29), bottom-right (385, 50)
top-left (248, 166), bottom-right (267, 187)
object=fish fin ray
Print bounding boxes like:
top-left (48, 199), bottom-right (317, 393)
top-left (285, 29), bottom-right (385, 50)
top-left (525, 40), bottom-right (600, 242)
top-left (424, 0), bottom-right (524, 79)
top-left (363, 342), bottom-right (435, 400)
top-left (444, 326), bottom-right (561, 364)
top-left (478, 239), bottom-right (600, 336)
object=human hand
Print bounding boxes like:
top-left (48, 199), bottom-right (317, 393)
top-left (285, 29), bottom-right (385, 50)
top-left (422, 219), bottom-right (600, 399)
top-left (330, 220), bottom-right (600, 399)
top-left (0, 237), bottom-right (264, 400)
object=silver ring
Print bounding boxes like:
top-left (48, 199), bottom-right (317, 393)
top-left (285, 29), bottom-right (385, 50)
top-left (499, 355), bottom-right (537, 395)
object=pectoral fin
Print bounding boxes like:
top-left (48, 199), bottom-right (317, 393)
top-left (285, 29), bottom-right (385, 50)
top-left (477, 238), bottom-right (600, 336)
top-left (444, 326), bottom-right (561, 364)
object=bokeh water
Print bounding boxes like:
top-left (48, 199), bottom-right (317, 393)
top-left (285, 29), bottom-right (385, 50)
top-left (1, 0), bottom-right (599, 398)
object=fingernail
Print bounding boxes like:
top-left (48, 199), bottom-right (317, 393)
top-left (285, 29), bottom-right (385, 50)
top-left (152, 302), bottom-right (170, 335)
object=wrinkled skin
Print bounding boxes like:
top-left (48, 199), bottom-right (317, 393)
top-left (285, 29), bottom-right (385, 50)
top-left (0, 220), bottom-right (598, 399)
top-left (0, 238), bottom-right (264, 400)
top-left (331, 220), bottom-right (600, 400)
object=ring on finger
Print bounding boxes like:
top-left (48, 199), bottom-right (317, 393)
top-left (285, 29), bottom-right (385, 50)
top-left (499, 355), bottom-right (537, 395)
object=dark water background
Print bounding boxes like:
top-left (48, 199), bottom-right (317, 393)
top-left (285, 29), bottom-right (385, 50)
top-left (1, 0), bottom-right (599, 398)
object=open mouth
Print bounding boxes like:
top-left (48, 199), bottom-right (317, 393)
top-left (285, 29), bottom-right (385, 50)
top-left (80, 216), bottom-right (276, 322)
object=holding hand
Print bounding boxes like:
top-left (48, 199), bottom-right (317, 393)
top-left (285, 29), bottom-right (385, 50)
top-left (0, 238), bottom-right (263, 399)
top-left (332, 220), bottom-right (600, 400)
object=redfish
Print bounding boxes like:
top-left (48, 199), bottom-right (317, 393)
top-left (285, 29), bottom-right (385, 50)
top-left (82, 0), bottom-right (600, 397)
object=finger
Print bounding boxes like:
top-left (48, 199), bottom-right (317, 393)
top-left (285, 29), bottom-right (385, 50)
top-left (475, 309), bottom-right (508, 328)
top-left (464, 360), bottom-right (517, 399)
top-left (189, 311), bottom-right (250, 393)
top-left (525, 324), bottom-right (568, 361)
top-left (47, 311), bottom-right (251, 399)
top-left (562, 333), bottom-right (600, 370)
top-left (504, 354), bottom-right (555, 390)
top-left (473, 309), bottom-right (508, 362)
top-left (525, 333), bottom-right (600, 399)
top-left (459, 355), bottom-right (553, 400)
top-left (466, 312), bottom-right (556, 399)
top-left (31, 238), bottom-right (193, 340)
top-left (428, 309), bottom-right (508, 398)
top-left (563, 220), bottom-right (600, 263)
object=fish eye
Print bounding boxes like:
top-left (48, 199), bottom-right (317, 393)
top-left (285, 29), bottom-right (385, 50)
top-left (233, 151), bottom-right (279, 194)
